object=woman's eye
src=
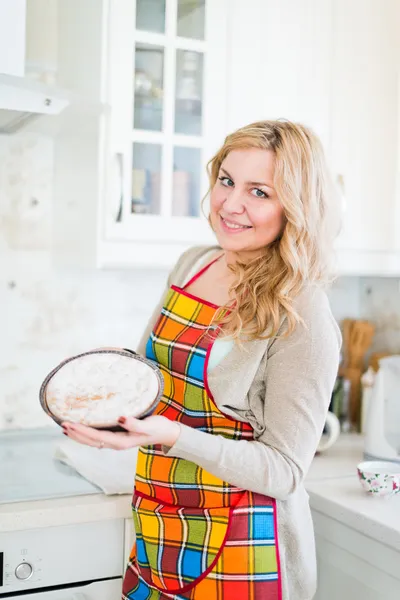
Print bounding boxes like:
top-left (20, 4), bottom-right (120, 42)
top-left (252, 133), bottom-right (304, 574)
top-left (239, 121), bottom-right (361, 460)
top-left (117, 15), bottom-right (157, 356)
top-left (218, 176), bottom-right (234, 187)
top-left (251, 188), bottom-right (268, 199)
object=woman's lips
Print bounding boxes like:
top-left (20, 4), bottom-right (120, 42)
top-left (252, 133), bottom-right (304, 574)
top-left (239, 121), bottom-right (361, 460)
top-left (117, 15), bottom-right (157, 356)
top-left (219, 215), bottom-right (252, 234)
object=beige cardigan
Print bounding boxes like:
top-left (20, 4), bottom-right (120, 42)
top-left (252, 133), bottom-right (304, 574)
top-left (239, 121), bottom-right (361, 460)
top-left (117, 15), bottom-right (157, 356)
top-left (137, 246), bottom-right (341, 600)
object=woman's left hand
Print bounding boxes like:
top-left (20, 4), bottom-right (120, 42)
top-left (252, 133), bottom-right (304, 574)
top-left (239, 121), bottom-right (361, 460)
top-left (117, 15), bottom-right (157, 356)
top-left (62, 415), bottom-right (181, 450)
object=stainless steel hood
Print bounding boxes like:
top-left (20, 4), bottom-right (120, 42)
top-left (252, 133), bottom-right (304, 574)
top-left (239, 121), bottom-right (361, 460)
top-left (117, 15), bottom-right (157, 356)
top-left (0, 72), bottom-right (69, 134)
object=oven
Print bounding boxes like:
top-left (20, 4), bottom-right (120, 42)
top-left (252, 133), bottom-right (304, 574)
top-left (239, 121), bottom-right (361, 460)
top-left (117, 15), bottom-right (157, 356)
top-left (0, 520), bottom-right (124, 599)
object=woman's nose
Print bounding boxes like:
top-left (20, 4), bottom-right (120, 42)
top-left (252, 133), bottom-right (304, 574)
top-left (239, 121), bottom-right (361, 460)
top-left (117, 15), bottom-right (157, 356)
top-left (222, 188), bottom-right (245, 214)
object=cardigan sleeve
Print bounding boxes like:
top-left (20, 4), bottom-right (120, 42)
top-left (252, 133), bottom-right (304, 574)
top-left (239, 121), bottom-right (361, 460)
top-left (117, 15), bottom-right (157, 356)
top-left (164, 287), bottom-right (341, 500)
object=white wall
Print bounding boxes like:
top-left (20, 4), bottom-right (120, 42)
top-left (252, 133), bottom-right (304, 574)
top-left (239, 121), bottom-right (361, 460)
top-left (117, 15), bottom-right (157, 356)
top-left (0, 134), bottom-right (399, 429)
top-left (0, 134), bottom-right (168, 428)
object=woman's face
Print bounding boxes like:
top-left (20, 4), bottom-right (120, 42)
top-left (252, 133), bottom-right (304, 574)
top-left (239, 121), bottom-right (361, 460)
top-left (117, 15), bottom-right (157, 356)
top-left (210, 148), bottom-right (285, 257)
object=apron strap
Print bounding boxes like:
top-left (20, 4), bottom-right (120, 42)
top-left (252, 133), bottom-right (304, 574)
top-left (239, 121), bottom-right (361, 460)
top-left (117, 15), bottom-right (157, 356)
top-left (183, 253), bottom-right (223, 290)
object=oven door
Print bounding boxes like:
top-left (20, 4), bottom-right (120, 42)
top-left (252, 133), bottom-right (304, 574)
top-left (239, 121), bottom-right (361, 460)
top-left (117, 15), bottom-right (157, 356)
top-left (13, 578), bottom-right (122, 599)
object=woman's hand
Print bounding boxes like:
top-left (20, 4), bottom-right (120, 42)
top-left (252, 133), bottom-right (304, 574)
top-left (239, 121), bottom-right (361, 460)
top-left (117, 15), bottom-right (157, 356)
top-left (62, 415), bottom-right (181, 450)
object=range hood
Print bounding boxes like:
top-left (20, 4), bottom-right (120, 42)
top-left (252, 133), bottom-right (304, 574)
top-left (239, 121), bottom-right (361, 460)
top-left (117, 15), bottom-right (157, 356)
top-left (0, 0), bottom-right (69, 134)
top-left (0, 73), bottom-right (69, 134)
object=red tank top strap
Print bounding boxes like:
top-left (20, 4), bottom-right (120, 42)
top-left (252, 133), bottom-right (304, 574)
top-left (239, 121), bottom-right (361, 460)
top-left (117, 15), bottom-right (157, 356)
top-left (182, 252), bottom-right (223, 290)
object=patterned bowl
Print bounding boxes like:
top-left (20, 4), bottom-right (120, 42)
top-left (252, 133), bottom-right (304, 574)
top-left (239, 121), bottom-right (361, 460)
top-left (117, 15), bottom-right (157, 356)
top-left (357, 461), bottom-right (400, 498)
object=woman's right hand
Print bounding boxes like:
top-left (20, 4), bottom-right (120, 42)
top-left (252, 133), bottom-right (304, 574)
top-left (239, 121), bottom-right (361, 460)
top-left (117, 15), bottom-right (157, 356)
top-left (62, 414), bottom-right (181, 450)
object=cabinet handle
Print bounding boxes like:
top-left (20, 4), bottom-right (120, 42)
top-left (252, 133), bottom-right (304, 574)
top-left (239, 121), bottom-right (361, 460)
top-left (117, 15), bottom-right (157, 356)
top-left (115, 152), bottom-right (124, 223)
top-left (336, 174), bottom-right (347, 212)
top-left (336, 174), bottom-right (345, 194)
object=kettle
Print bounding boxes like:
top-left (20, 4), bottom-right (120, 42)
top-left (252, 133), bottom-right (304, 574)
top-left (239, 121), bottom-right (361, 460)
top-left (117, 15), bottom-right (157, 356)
top-left (364, 355), bottom-right (400, 463)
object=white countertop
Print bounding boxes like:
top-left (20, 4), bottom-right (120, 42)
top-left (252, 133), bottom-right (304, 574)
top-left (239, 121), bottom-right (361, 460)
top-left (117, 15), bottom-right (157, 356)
top-left (0, 491), bottom-right (132, 533)
top-left (1, 434), bottom-right (400, 553)
top-left (307, 476), bottom-right (400, 552)
top-left (307, 433), bottom-right (365, 481)
top-left (307, 434), bottom-right (400, 552)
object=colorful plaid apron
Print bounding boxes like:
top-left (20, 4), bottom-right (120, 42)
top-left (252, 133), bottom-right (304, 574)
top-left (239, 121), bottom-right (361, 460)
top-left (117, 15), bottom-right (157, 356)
top-left (122, 259), bottom-right (282, 600)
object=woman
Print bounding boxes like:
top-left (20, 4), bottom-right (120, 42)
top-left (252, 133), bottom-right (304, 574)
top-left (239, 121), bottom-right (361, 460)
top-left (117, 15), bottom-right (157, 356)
top-left (63, 120), bottom-right (341, 600)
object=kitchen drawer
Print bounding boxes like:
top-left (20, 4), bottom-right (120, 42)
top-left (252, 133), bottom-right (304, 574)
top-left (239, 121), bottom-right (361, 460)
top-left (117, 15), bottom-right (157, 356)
top-left (8, 578), bottom-right (123, 599)
top-left (313, 509), bottom-right (400, 600)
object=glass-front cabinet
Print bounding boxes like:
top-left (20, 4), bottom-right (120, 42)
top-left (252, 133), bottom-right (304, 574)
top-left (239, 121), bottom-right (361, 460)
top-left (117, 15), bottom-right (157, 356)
top-left (54, 0), bottom-right (228, 268)
top-left (49, 0), bottom-right (400, 274)
top-left (102, 0), bottom-right (229, 266)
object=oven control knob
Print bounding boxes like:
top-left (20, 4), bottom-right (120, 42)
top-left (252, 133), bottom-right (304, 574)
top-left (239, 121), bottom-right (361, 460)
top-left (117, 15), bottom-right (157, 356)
top-left (15, 562), bottom-right (33, 580)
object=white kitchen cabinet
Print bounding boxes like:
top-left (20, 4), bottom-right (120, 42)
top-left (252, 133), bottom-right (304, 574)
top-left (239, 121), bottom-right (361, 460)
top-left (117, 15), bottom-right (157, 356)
top-left (52, 0), bottom-right (338, 269)
top-left (43, 0), bottom-right (400, 272)
top-left (331, 0), bottom-right (400, 275)
top-left (313, 509), bottom-right (400, 600)
top-left (226, 0), bottom-right (334, 151)
top-left (0, 0), bottom-right (26, 77)
top-left (53, 0), bottom-right (226, 269)
top-left (249, 0), bottom-right (400, 276)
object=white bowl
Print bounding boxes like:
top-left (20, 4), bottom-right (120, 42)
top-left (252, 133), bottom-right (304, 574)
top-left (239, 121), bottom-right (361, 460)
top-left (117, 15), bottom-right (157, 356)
top-left (357, 461), bottom-right (400, 498)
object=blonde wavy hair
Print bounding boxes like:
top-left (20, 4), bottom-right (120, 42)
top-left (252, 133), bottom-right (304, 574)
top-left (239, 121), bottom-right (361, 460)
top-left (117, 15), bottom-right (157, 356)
top-left (207, 120), bottom-right (341, 341)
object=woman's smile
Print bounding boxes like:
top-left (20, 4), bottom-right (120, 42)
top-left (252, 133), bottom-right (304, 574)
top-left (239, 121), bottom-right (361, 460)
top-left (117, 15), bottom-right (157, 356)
top-left (219, 214), bottom-right (252, 233)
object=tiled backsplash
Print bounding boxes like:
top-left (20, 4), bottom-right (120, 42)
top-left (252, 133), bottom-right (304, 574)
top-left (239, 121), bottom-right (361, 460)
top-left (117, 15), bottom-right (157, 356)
top-left (1, 134), bottom-right (400, 429)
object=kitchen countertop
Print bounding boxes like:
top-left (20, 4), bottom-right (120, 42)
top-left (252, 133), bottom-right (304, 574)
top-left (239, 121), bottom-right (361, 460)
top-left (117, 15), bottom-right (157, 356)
top-left (0, 491), bottom-right (132, 533)
top-left (1, 434), bottom-right (400, 552)
top-left (307, 434), bottom-right (400, 552)
top-left (307, 433), bottom-right (365, 480)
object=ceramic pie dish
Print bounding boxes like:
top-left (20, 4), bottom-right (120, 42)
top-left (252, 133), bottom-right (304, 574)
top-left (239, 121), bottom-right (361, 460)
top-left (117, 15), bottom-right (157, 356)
top-left (39, 348), bottom-right (164, 431)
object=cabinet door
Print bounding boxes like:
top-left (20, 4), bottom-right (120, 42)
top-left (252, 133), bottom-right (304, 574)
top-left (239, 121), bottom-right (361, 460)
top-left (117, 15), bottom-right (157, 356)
top-left (315, 535), bottom-right (399, 600)
top-left (0, 0), bottom-right (25, 76)
top-left (226, 0), bottom-right (333, 151)
top-left (312, 510), bottom-right (400, 600)
top-left (103, 0), bottom-right (228, 267)
top-left (331, 0), bottom-right (400, 256)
